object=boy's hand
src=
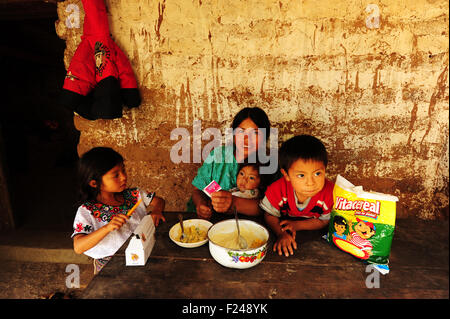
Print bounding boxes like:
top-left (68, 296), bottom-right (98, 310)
top-left (150, 211), bottom-right (166, 227)
top-left (273, 232), bottom-right (297, 257)
top-left (211, 190), bottom-right (232, 213)
top-left (279, 220), bottom-right (297, 234)
top-left (196, 203), bottom-right (212, 220)
top-left (106, 214), bottom-right (129, 232)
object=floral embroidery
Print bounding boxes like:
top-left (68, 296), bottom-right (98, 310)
top-left (74, 222), bottom-right (93, 234)
top-left (75, 223), bottom-right (83, 232)
top-left (82, 188), bottom-right (139, 223)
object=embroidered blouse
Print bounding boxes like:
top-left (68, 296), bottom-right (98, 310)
top-left (71, 188), bottom-right (154, 259)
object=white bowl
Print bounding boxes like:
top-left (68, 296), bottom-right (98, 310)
top-left (207, 219), bottom-right (269, 269)
top-left (169, 219), bottom-right (213, 248)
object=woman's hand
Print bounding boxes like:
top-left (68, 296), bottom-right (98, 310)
top-left (211, 190), bottom-right (233, 213)
top-left (196, 203), bottom-right (212, 219)
top-left (192, 188), bottom-right (213, 219)
top-left (273, 231), bottom-right (297, 257)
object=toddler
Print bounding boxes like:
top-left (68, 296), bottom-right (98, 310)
top-left (260, 135), bottom-right (334, 257)
top-left (71, 147), bottom-right (165, 273)
top-left (230, 163), bottom-right (262, 199)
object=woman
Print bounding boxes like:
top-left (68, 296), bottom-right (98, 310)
top-left (190, 107), bottom-right (273, 219)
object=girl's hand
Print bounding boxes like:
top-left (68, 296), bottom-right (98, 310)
top-left (211, 190), bottom-right (232, 213)
top-left (106, 214), bottom-right (129, 232)
top-left (273, 232), bottom-right (297, 257)
top-left (147, 196), bottom-right (166, 226)
top-left (150, 211), bottom-right (166, 227)
top-left (196, 203), bottom-right (212, 220)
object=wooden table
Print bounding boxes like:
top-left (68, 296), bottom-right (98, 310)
top-left (81, 212), bottom-right (448, 299)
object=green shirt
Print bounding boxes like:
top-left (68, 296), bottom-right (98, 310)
top-left (191, 145), bottom-right (239, 191)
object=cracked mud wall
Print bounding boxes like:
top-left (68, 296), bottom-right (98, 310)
top-left (56, 0), bottom-right (449, 219)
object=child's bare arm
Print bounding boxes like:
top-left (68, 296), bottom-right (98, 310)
top-left (73, 214), bottom-right (128, 254)
top-left (280, 218), bottom-right (329, 232)
top-left (264, 212), bottom-right (298, 257)
top-left (264, 212), bottom-right (284, 237)
top-left (148, 196), bottom-right (166, 226)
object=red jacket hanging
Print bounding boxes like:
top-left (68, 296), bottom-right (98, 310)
top-left (60, 0), bottom-right (140, 120)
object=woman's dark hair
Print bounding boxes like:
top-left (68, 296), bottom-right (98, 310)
top-left (77, 147), bottom-right (124, 204)
top-left (231, 107), bottom-right (278, 181)
top-left (279, 135), bottom-right (328, 172)
top-left (231, 107), bottom-right (271, 142)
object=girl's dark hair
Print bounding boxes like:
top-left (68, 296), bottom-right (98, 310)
top-left (231, 107), bottom-right (271, 142)
top-left (77, 147), bottom-right (124, 204)
top-left (279, 135), bottom-right (328, 171)
top-left (334, 215), bottom-right (348, 227)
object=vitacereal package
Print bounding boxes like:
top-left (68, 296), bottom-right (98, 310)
top-left (326, 175), bottom-right (399, 273)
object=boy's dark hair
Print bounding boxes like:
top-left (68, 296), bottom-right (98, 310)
top-left (232, 107), bottom-right (271, 142)
top-left (279, 135), bottom-right (328, 171)
top-left (77, 147), bottom-right (124, 204)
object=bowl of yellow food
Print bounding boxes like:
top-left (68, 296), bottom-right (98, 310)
top-left (169, 219), bottom-right (213, 248)
top-left (207, 219), bottom-right (269, 269)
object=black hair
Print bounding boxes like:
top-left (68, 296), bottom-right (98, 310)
top-left (231, 107), bottom-right (272, 175)
top-left (237, 161), bottom-right (261, 174)
top-left (77, 147), bottom-right (124, 204)
top-left (231, 107), bottom-right (271, 142)
top-left (279, 135), bottom-right (328, 171)
top-left (333, 215), bottom-right (348, 227)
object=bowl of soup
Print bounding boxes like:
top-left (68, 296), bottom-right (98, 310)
top-left (207, 219), bottom-right (269, 269)
top-left (169, 219), bottom-right (213, 248)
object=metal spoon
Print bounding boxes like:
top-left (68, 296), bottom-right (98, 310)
top-left (233, 206), bottom-right (248, 249)
top-left (178, 213), bottom-right (186, 241)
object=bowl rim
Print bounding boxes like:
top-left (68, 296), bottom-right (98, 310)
top-left (169, 219), bottom-right (213, 247)
top-left (207, 218), bottom-right (269, 251)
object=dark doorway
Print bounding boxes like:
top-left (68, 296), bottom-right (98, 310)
top-left (0, 5), bottom-right (80, 231)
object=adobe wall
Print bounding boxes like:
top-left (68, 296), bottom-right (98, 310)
top-left (56, 0), bottom-right (449, 219)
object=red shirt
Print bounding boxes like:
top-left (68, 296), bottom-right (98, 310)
top-left (264, 177), bottom-right (334, 218)
top-left (349, 232), bottom-right (373, 250)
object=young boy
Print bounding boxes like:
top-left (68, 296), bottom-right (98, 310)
top-left (260, 135), bottom-right (334, 257)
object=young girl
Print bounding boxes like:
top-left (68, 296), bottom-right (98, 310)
top-left (190, 107), bottom-right (273, 219)
top-left (71, 147), bottom-right (165, 274)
